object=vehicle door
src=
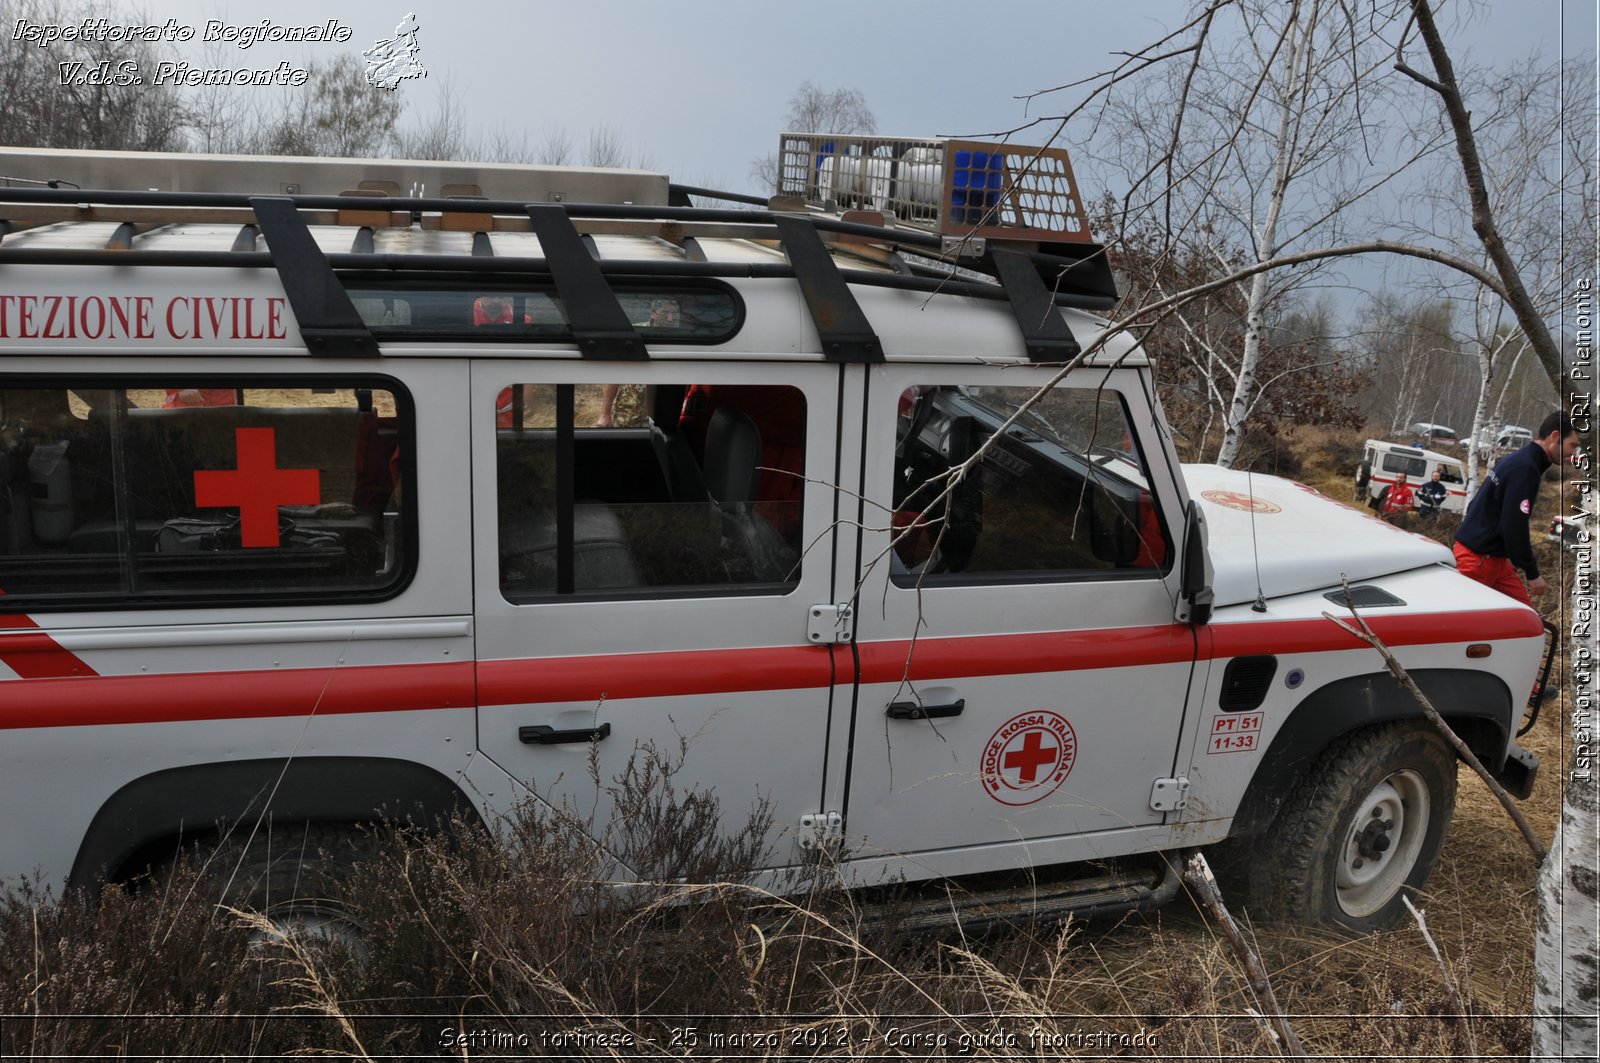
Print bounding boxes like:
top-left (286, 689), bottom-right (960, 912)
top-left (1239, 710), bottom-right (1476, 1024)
top-left (835, 364), bottom-right (1200, 879)
top-left (471, 355), bottom-right (846, 876)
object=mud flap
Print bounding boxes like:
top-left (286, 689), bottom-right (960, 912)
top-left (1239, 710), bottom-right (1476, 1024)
top-left (1496, 742), bottom-right (1539, 801)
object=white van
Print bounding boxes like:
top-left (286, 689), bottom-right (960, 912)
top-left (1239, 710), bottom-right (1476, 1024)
top-left (0, 138), bottom-right (1546, 934)
top-left (1356, 440), bottom-right (1468, 514)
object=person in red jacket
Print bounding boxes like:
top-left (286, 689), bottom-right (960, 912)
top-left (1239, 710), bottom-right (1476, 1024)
top-left (1379, 472), bottom-right (1415, 517)
top-left (163, 388), bottom-right (236, 407)
top-left (476, 294), bottom-right (539, 427)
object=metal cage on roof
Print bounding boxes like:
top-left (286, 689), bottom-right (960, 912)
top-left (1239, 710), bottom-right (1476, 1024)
top-left (776, 133), bottom-right (1094, 248)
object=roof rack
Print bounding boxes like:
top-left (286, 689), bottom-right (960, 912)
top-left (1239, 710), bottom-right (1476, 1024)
top-left (775, 132), bottom-right (1095, 250)
top-left (0, 142), bottom-right (1117, 363)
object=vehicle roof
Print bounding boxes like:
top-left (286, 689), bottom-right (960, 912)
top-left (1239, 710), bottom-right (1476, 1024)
top-left (0, 145), bottom-right (1137, 368)
top-left (1365, 439), bottom-right (1463, 466)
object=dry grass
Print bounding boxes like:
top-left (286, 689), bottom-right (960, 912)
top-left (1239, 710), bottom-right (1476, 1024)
top-left (0, 422), bottom-right (1571, 1058)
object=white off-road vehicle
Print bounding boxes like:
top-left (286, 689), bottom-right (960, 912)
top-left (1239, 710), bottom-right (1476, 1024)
top-left (0, 134), bottom-right (1546, 933)
top-left (1356, 439), bottom-right (1468, 514)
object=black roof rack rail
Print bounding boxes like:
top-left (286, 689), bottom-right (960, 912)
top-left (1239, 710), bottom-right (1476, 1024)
top-left (249, 197), bottom-right (378, 357)
top-left (990, 247), bottom-right (1082, 362)
top-left (773, 214), bottom-right (882, 363)
top-left (525, 204), bottom-right (646, 360)
top-left (0, 187), bottom-right (1122, 361)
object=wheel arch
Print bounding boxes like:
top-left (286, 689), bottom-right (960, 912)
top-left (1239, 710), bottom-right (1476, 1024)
top-left (1228, 668), bottom-right (1510, 839)
top-left (69, 756), bottom-right (486, 892)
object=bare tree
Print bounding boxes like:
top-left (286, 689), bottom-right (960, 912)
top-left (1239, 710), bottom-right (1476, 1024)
top-left (250, 55), bottom-right (404, 158)
top-left (1079, 0), bottom-right (1449, 467)
top-left (1395, 59), bottom-right (1574, 491)
top-left (782, 80), bottom-right (877, 136)
top-left (0, 0), bottom-right (190, 151)
top-left (390, 77), bottom-right (472, 161)
top-left (531, 125), bottom-right (574, 166)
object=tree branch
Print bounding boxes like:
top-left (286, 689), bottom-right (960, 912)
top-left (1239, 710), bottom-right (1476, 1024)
top-left (1183, 852), bottom-right (1307, 1058)
top-left (1400, 0), bottom-right (1566, 396)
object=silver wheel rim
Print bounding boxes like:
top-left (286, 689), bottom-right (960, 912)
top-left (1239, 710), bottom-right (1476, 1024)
top-left (1336, 769), bottom-right (1430, 918)
top-left (248, 900), bottom-right (367, 959)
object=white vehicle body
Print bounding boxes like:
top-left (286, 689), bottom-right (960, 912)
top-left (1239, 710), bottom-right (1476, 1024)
top-left (1356, 440), bottom-right (1468, 514)
top-left (0, 142), bottom-right (1544, 932)
top-left (1471, 423), bottom-right (1533, 459)
top-left (1407, 421), bottom-right (1459, 447)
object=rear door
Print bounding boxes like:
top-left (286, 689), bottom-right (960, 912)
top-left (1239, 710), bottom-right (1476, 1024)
top-left (836, 364), bottom-right (1200, 880)
top-left (471, 359), bottom-right (846, 874)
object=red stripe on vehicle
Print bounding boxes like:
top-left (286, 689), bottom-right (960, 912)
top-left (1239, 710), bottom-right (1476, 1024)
top-left (0, 607), bottom-right (1541, 727)
top-left (0, 660), bottom-right (473, 730)
top-left (1205, 607), bottom-right (1543, 658)
top-left (854, 624), bottom-right (1196, 686)
top-left (476, 644), bottom-right (834, 706)
top-left (0, 597), bottom-right (99, 680)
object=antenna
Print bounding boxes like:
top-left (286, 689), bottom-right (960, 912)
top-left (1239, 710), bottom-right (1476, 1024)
top-left (1248, 469), bottom-right (1268, 613)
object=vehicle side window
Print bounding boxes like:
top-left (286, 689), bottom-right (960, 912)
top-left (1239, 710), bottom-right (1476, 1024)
top-left (496, 382), bottom-right (805, 601)
top-left (0, 382), bottom-right (411, 608)
top-left (1439, 465), bottom-right (1464, 484)
top-left (1382, 453), bottom-right (1426, 477)
top-left (890, 385), bottom-right (1167, 586)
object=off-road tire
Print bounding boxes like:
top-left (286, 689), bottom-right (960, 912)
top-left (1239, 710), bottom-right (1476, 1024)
top-left (1354, 460), bottom-right (1371, 501)
top-left (1247, 722), bottom-right (1456, 934)
top-left (207, 822), bottom-right (381, 941)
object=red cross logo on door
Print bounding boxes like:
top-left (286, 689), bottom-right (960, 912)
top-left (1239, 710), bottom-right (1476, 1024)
top-left (981, 710), bottom-right (1078, 806)
top-left (194, 427), bottom-right (321, 547)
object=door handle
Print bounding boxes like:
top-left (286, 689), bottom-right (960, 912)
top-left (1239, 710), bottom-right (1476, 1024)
top-left (519, 722), bottom-right (612, 745)
top-left (885, 699), bottom-right (965, 721)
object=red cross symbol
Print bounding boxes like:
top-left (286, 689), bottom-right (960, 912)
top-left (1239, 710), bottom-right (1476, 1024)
top-left (193, 428), bottom-right (321, 548)
top-left (1003, 730), bottom-right (1059, 782)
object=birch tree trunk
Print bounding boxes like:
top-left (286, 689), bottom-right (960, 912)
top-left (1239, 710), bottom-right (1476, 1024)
top-left (1214, 2), bottom-right (1303, 469)
top-left (1531, 582), bottom-right (1599, 1060)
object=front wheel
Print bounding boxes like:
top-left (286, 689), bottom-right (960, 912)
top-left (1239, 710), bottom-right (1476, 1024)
top-left (1248, 723), bottom-right (1457, 933)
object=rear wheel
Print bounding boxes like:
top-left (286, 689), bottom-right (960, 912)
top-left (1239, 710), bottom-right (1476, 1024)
top-left (208, 822), bottom-right (379, 948)
top-left (1354, 460), bottom-right (1371, 501)
top-left (1248, 723), bottom-right (1456, 933)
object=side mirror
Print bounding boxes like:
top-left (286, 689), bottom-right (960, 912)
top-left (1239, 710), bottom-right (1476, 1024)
top-left (1175, 499), bottom-right (1214, 625)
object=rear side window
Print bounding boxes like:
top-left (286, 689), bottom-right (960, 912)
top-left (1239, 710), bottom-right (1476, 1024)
top-left (344, 283), bottom-right (742, 344)
top-left (1381, 452), bottom-right (1426, 477)
top-left (0, 382), bottom-right (412, 608)
top-left (495, 382), bottom-right (805, 600)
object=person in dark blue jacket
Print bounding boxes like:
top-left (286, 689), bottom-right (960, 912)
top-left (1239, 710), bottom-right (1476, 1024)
top-left (1415, 468), bottom-right (1448, 520)
top-left (1453, 412), bottom-right (1579, 606)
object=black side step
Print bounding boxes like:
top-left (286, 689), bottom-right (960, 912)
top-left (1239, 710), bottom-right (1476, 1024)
top-left (846, 854), bottom-right (1185, 936)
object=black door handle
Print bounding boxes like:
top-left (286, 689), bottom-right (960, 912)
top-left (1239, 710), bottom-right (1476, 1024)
top-left (519, 722), bottom-right (612, 745)
top-left (885, 699), bottom-right (965, 721)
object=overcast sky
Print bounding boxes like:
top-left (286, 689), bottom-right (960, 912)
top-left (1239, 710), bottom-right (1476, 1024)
top-left (136, 1), bottom-right (1588, 195)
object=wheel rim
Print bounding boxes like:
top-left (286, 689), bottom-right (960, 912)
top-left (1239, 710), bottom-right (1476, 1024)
top-left (248, 900), bottom-right (367, 959)
top-left (1335, 769), bottom-right (1430, 918)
